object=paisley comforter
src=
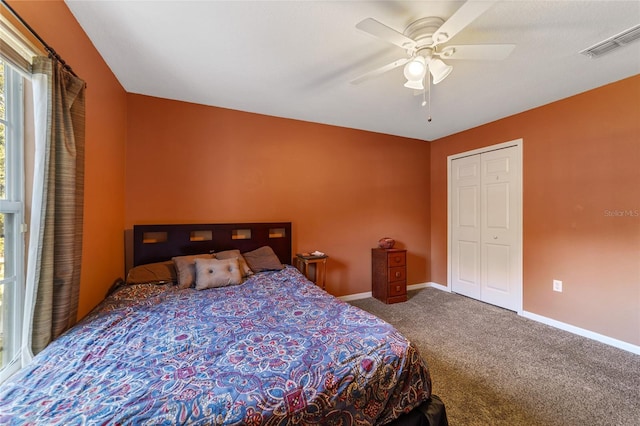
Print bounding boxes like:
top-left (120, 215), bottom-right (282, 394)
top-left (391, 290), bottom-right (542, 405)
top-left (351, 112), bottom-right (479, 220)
top-left (0, 266), bottom-right (431, 425)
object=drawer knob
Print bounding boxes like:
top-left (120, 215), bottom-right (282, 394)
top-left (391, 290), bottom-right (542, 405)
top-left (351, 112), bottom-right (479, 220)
top-left (395, 271), bottom-right (401, 278)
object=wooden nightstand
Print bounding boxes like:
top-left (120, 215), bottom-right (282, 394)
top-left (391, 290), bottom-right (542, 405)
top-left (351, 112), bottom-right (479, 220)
top-left (372, 248), bottom-right (407, 304)
top-left (295, 253), bottom-right (328, 289)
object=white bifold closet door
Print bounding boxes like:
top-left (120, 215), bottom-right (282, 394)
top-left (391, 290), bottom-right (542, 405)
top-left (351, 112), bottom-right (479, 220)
top-left (451, 145), bottom-right (522, 311)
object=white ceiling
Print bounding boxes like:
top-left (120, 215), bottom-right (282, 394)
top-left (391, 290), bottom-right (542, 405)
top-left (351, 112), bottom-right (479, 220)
top-left (65, 0), bottom-right (640, 141)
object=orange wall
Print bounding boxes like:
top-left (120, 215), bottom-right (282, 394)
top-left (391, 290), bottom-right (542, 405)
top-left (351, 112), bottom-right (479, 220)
top-left (125, 95), bottom-right (431, 296)
top-left (430, 75), bottom-right (640, 346)
top-left (9, 1), bottom-right (637, 348)
top-left (8, 1), bottom-right (128, 319)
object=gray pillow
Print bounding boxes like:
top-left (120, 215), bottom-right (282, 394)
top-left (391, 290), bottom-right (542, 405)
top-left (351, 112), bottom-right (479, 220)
top-left (243, 246), bottom-right (284, 273)
top-left (214, 249), bottom-right (253, 278)
top-left (126, 260), bottom-right (176, 285)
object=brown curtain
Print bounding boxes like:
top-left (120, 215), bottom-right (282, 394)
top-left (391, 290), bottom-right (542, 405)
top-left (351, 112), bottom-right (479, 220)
top-left (29, 56), bottom-right (85, 354)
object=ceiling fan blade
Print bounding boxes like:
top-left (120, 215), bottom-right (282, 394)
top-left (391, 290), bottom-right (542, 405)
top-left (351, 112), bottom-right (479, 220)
top-left (439, 44), bottom-right (515, 60)
top-left (432, 0), bottom-right (498, 45)
top-left (350, 57), bottom-right (411, 85)
top-left (356, 18), bottom-right (417, 50)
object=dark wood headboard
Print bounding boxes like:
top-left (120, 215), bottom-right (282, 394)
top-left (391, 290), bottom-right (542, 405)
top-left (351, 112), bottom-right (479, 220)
top-left (133, 222), bottom-right (292, 267)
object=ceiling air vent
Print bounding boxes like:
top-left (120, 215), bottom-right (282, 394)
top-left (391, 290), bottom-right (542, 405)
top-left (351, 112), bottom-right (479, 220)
top-left (580, 24), bottom-right (640, 58)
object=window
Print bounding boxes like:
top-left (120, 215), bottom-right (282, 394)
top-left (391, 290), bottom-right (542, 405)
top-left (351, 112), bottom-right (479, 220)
top-left (0, 58), bottom-right (25, 381)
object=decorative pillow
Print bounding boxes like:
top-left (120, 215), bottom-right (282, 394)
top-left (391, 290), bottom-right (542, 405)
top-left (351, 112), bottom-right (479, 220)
top-left (194, 257), bottom-right (242, 290)
top-left (125, 260), bottom-right (176, 285)
top-left (243, 246), bottom-right (284, 273)
top-left (214, 249), bottom-right (253, 278)
top-left (172, 253), bottom-right (214, 289)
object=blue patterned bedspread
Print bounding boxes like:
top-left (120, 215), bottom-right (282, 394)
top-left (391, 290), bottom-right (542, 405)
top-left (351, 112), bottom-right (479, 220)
top-left (0, 266), bottom-right (431, 425)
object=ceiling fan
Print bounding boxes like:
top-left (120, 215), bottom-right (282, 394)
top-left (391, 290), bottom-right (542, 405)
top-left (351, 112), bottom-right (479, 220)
top-left (351, 0), bottom-right (515, 90)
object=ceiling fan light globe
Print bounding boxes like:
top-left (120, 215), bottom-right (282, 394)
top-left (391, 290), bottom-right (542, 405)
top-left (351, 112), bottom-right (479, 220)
top-left (403, 56), bottom-right (426, 81)
top-left (429, 59), bottom-right (453, 84)
top-left (406, 61), bottom-right (425, 77)
top-left (404, 79), bottom-right (424, 90)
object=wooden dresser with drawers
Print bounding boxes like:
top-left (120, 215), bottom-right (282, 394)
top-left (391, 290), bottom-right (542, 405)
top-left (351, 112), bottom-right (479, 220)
top-left (371, 248), bottom-right (407, 304)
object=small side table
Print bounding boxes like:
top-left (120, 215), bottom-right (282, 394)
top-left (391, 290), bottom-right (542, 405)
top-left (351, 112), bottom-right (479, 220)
top-left (295, 253), bottom-right (328, 289)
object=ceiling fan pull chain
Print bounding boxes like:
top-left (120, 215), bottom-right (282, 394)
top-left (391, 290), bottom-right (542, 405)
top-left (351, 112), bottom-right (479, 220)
top-left (422, 80), bottom-right (427, 106)
top-left (427, 70), bottom-right (432, 123)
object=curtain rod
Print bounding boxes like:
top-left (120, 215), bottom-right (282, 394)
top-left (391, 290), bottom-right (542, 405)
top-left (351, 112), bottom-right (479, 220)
top-left (1, 0), bottom-right (78, 77)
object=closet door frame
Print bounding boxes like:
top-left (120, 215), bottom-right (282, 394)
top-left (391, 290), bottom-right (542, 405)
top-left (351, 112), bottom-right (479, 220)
top-left (446, 138), bottom-right (523, 314)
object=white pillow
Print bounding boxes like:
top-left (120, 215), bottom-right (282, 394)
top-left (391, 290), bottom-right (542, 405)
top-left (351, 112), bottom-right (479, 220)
top-left (172, 253), bottom-right (213, 289)
top-left (194, 257), bottom-right (242, 290)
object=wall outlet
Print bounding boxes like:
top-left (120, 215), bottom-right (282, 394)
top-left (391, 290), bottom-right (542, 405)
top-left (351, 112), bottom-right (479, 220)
top-left (553, 279), bottom-right (563, 292)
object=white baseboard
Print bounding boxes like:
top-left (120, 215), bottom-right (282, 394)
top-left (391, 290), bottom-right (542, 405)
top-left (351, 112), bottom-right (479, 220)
top-left (338, 291), bottom-right (372, 302)
top-left (340, 282), bottom-right (639, 355)
top-left (521, 311), bottom-right (640, 355)
top-left (338, 282), bottom-right (444, 302)
top-left (425, 282), bottom-right (640, 355)
top-left (407, 282), bottom-right (428, 291)
top-left (425, 281), bottom-right (450, 292)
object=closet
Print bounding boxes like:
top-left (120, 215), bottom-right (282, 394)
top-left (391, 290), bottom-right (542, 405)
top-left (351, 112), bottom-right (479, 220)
top-left (449, 141), bottom-right (522, 312)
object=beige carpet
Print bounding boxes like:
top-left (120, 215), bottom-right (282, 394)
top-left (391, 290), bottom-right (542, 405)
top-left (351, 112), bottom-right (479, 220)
top-left (350, 288), bottom-right (640, 426)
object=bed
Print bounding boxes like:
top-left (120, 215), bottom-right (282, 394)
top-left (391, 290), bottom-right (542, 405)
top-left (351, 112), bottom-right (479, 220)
top-left (0, 222), bottom-right (446, 425)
